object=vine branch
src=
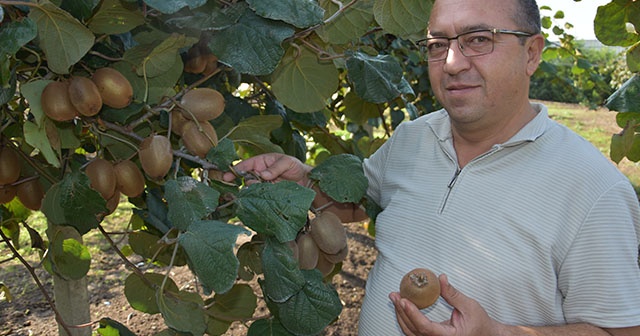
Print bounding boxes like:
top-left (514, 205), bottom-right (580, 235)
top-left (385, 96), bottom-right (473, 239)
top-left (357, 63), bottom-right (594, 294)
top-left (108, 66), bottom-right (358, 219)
top-left (0, 228), bottom-right (73, 336)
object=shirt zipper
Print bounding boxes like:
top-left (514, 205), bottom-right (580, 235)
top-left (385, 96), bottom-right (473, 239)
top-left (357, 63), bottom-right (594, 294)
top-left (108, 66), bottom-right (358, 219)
top-left (438, 145), bottom-right (504, 214)
top-left (439, 168), bottom-right (461, 214)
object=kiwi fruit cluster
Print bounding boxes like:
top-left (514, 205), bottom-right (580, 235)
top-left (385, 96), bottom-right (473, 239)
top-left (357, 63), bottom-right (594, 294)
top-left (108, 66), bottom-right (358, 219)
top-left (0, 145), bottom-right (45, 210)
top-left (41, 67), bottom-right (133, 122)
top-left (289, 211), bottom-right (349, 276)
top-left (85, 157), bottom-right (145, 214)
top-left (172, 87), bottom-right (225, 159)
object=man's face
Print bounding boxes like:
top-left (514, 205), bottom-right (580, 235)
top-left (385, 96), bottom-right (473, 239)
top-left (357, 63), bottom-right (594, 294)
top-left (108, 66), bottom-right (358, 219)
top-left (427, 0), bottom-right (535, 126)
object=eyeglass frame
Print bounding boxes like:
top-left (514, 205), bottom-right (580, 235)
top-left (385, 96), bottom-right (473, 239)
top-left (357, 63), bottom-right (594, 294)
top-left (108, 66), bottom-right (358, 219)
top-left (416, 28), bottom-right (534, 62)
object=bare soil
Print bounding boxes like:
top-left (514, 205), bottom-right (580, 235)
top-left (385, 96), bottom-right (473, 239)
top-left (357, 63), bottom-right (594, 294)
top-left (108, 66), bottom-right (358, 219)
top-left (1, 101), bottom-right (634, 336)
top-left (1, 213), bottom-right (376, 336)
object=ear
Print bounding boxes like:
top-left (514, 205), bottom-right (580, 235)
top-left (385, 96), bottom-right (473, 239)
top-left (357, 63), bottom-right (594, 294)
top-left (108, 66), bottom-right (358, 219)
top-left (525, 34), bottom-right (545, 76)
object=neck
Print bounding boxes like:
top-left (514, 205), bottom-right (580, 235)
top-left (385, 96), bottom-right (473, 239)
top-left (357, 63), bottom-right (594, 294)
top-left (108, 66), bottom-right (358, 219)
top-left (451, 103), bottom-right (537, 168)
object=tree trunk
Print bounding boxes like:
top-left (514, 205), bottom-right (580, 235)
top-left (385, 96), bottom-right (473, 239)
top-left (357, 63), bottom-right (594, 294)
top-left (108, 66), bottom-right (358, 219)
top-left (48, 224), bottom-right (92, 336)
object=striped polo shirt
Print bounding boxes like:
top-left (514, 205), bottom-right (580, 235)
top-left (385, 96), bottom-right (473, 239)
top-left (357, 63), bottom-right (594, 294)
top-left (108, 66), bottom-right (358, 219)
top-left (358, 103), bottom-right (640, 335)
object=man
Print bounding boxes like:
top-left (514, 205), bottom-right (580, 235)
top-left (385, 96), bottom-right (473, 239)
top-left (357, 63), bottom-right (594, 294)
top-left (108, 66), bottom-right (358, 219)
top-left (224, 0), bottom-right (640, 335)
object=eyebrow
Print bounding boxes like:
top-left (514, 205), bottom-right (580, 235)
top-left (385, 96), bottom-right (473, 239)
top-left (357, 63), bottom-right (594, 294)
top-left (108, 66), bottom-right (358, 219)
top-left (427, 24), bottom-right (493, 37)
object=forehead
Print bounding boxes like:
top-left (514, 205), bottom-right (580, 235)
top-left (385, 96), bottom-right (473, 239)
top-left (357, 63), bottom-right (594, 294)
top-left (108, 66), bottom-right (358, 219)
top-left (428, 0), bottom-right (516, 35)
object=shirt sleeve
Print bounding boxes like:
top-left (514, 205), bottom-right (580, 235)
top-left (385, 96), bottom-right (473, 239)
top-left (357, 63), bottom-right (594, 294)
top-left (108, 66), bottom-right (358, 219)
top-left (559, 180), bottom-right (640, 328)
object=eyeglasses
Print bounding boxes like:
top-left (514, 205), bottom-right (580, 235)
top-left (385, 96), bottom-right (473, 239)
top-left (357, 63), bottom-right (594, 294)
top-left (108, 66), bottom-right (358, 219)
top-left (417, 28), bottom-right (534, 62)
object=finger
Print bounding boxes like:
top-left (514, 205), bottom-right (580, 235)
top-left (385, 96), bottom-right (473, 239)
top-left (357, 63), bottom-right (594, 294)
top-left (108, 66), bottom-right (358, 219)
top-left (390, 292), bottom-right (417, 336)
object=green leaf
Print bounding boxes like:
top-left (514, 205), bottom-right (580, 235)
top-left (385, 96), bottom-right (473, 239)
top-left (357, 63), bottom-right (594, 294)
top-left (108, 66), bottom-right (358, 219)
top-left (136, 33), bottom-right (198, 78)
top-left (41, 171), bottom-right (107, 234)
top-left (157, 290), bottom-right (207, 335)
top-left (343, 91), bottom-right (380, 124)
top-left (276, 269), bottom-right (342, 335)
top-left (237, 239), bottom-right (264, 281)
top-left (271, 45), bottom-right (339, 113)
top-left (227, 115), bottom-right (285, 155)
top-left (247, 318), bottom-right (294, 336)
top-left (594, 1), bottom-right (640, 47)
top-left (143, 0), bottom-right (207, 14)
top-left (178, 220), bottom-right (249, 294)
top-left (29, 1), bottom-right (95, 74)
top-left (97, 318), bottom-right (137, 336)
top-left (627, 42), bottom-right (640, 73)
top-left (261, 237), bottom-right (305, 302)
top-left (347, 51), bottom-right (414, 103)
top-left (373, 0), bottom-right (431, 39)
top-left (206, 284), bottom-right (257, 321)
top-left (246, 0), bottom-right (324, 28)
top-left (165, 177), bottom-right (221, 231)
top-left (0, 283), bottom-right (11, 303)
top-left (88, 0), bottom-right (145, 34)
top-left (49, 234), bottom-right (91, 280)
top-left (0, 18), bottom-right (37, 56)
top-left (124, 272), bottom-right (179, 315)
top-left (309, 154), bottom-right (368, 203)
top-left (316, 0), bottom-right (374, 44)
top-left (208, 10), bottom-right (295, 75)
top-left (164, 2), bottom-right (246, 31)
top-left (24, 120), bottom-right (60, 168)
top-left (206, 138), bottom-right (239, 172)
top-left (128, 231), bottom-right (187, 266)
top-left (112, 56), bottom-right (183, 105)
top-left (236, 181), bottom-right (315, 242)
top-left (606, 74), bottom-right (640, 113)
top-left (60, 0), bottom-right (99, 21)
top-left (20, 80), bottom-right (51, 127)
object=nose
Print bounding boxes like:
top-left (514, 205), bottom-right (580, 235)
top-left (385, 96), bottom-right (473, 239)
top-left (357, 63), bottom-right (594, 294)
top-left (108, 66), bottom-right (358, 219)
top-left (442, 40), bottom-right (471, 74)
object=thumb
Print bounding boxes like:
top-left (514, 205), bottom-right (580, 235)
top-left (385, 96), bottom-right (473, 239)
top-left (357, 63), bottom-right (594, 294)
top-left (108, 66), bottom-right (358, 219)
top-left (439, 274), bottom-right (471, 310)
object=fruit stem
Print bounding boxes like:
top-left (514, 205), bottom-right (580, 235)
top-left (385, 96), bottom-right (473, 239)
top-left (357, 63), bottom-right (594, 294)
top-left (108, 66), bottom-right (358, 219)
top-left (410, 272), bottom-right (430, 288)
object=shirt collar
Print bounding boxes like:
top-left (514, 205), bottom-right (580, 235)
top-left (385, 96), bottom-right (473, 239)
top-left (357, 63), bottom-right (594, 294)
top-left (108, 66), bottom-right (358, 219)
top-left (426, 102), bottom-right (551, 146)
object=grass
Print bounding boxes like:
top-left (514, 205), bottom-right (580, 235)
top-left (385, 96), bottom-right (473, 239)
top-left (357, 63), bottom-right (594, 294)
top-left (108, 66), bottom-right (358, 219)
top-left (542, 100), bottom-right (640, 190)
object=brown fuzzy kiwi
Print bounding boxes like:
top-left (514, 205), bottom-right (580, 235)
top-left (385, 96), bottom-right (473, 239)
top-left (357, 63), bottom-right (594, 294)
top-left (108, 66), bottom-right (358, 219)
top-left (138, 135), bottom-right (173, 180)
top-left (202, 54), bottom-right (219, 75)
top-left (315, 253), bottom-right (336, 276)
top-left (0, 185), bottom-right (16, 204)
top-left (85, 158), bottom-right (117, 200)
top-left (16, 178), bottom-right (44, 211)
top-left (0, 147), bottom-right (21, 185)
top-left (92, 67), bottom-right (133, 109)
top-left (181, 120), bottom-right (218, 158)
top-left (296, 232), bottom-right (319, 270)
top-left (68, 76), bottom-right (103, 116)
top-left (105, 190), bottom-right (120, 215)
top-left (114, 160), bottom-right (145, 197)
top-left (323, 245), bottom-right (349, 264)
top-left (399, 268), bottom-right (441, 309)
top-left (310, 211), bottom-right (347, 255)
top-left (179, 88), bottom-right (225, 121)
top-left (171, 110), bottom-right (190, 135)
top-left (184, 46), bottom-right (208, 74)
top-left (41, 81), bottom-right (79, 122)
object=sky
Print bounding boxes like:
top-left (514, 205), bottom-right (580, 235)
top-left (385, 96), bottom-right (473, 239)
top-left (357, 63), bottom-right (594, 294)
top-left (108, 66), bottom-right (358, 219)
top-left (536, 0), bottom-right (611, 40)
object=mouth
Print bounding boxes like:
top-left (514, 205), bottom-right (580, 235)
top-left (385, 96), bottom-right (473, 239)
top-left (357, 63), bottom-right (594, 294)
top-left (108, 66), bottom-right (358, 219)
top-left (445, 84), bottom-right (479, 92)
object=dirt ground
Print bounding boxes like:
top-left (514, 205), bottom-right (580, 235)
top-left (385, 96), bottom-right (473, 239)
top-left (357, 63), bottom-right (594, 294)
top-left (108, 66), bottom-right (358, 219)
top-left (1, 102), bottom-right (633, 336)
top-left (0, 213), bottom-right (377, 336)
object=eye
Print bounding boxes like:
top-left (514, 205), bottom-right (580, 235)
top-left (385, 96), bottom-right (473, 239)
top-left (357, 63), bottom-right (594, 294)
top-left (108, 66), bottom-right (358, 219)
top-left (426, 39), bottom-right (448, 51)
top-left (465, 33), bottom-right (492, 46)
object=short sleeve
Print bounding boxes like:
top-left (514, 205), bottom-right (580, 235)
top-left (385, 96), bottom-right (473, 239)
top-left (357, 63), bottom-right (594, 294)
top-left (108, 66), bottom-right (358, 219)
top-left (559, 181), bottom-right (640, 327)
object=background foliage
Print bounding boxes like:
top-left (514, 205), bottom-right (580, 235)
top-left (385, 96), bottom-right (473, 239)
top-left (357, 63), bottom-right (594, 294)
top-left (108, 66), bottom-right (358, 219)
top-left (0, 0), bottom-right (639, 335)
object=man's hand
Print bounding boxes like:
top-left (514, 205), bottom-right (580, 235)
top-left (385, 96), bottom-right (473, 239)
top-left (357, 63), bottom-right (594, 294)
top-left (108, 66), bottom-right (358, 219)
top-left (223, 153), bottom-right (312, 186)
top-left (389, 274), bottom-right (501, 336)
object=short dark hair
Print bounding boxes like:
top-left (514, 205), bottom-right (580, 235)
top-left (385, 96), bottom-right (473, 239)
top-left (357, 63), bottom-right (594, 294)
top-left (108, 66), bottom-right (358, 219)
top-left (513, 0), bottom-right (541, 34)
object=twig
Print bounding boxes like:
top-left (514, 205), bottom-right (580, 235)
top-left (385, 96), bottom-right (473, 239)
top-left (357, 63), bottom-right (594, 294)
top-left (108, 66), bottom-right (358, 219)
top-left (0, 229), bottom-right (73, 336)
top-left (97, 224), bottom-right (155, 289)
